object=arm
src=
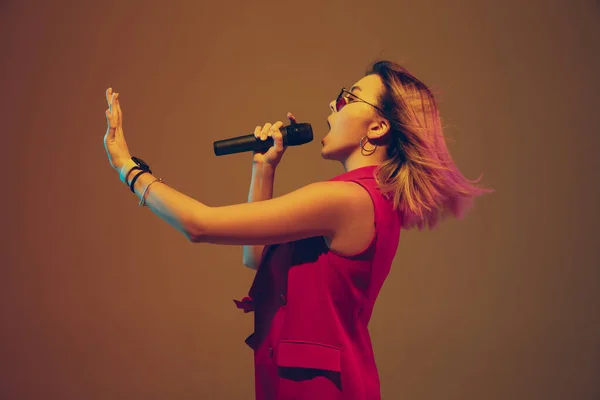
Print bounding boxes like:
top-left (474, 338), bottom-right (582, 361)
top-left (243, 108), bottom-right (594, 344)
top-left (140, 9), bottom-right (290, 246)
top-left (127, 170), bottom-right (367, 248)
top-left (106, 91), bottom-right (336, 249)
top-left (242, 163), bottom-right (275, 270)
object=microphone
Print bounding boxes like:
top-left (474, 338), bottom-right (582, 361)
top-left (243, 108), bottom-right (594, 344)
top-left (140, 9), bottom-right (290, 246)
top-left (213, 122), bottom-right (313, 156)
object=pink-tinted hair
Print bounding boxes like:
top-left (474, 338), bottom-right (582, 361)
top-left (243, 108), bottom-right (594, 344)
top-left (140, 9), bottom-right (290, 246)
top-left (366, 60), bottom-right (493, 230)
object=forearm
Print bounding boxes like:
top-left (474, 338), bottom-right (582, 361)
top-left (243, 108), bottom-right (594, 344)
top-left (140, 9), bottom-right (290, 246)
top-left (126, 170), bottom-right (208, 241)
top-left (247, 162), bottom-right (275, 202)
top-left (242, 163), bottom-right (275, 267)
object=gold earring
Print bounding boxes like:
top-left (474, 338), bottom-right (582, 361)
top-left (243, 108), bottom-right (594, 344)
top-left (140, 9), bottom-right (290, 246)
top-left (360, 135), bottom-right (377, 156)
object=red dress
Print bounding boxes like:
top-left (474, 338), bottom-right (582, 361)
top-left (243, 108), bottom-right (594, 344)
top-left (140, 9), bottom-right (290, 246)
top-left (234, 165), bottom-right (401, 399)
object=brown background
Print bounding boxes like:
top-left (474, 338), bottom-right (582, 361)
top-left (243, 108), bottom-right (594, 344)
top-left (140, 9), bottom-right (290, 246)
top-left (1, 0), bottom-right (598, 399)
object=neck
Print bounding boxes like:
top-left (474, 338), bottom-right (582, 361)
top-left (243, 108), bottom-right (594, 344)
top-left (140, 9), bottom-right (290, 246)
top-left (342, 146), bottom-right (387, 172)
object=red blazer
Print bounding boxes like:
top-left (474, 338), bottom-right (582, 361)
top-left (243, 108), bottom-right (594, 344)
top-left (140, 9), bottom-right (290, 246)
top-left (235, 165), bottom-right (401, 399)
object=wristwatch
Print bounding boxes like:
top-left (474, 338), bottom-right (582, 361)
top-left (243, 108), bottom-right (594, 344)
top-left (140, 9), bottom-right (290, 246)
top-left (119, 156), bottom-right (152, 184)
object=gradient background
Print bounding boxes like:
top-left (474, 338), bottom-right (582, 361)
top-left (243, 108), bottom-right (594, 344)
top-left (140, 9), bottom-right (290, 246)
top-left (1, 0), bottom-right (599, 399)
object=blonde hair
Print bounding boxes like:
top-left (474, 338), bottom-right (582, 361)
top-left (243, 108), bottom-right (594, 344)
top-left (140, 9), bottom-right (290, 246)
top-left (367, 61), bottom-right (493, 230)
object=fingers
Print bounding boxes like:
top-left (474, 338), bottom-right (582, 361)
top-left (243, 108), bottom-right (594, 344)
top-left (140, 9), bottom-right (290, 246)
top-left (259, 122), bottom-right (282, 140)
top-left (271, 121), bottom-right (283, 132)
top-left (287, 112), bottom-right (297, 123)
top-left (106, 87), bottom-right (119, 109)
top-left (272, 121), bottom-right (284, 151)
top-left (111, 92), bottom-right (120, 118)
top-left (116, 96), bottom-right (123, 125)
top-left (105, 88), bottom-right (121, 134)
top-left (105, 110), bottom-right (115, 138)
top-left (260, 123), bottom-right (273, 140)
top-left (253, 116), bottom-right (292, 152)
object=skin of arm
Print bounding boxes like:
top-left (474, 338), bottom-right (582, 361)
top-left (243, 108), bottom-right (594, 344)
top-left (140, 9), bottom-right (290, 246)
top-left (106, 89), bottom-right (360, 253)
top-left (242, 163), bottom-right (275, 270)
top-left (127, 169), bottom-right (367, 251)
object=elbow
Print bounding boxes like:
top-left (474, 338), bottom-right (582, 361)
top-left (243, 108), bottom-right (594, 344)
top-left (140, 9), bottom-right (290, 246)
top-left (187, 226), bottom-right (205, 243)
top-left (186, 225), bottom-right (204, 244)
top-left (243, 261), bottom-right (258, 270)
top-left (186, 207), bottom-right (208, 243)
top-left (242, 256), bottom-right (259, 270)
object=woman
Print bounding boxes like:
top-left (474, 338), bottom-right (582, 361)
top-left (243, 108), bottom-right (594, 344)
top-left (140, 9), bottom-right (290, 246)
top-left (104, 60), bottom-right (491, 399)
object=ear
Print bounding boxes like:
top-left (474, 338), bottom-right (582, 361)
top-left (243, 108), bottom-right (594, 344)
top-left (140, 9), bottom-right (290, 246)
top-left (367, 118), bottom-right (391, 144)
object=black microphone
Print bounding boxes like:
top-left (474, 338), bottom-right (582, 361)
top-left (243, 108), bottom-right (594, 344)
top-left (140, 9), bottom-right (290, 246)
top-left (213, 122), bottom-right (313, 156)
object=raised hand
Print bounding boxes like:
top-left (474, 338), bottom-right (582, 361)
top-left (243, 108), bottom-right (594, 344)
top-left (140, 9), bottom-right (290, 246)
top-left (103, 88), bottom-right (132, 171)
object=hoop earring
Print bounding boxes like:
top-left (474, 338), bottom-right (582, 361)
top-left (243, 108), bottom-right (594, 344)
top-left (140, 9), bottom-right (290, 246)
top-left (360, 135), bottom-right (377, 156)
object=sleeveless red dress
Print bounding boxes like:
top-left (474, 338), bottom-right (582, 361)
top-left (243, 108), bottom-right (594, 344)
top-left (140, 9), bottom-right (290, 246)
top-left (234, 165), bottom-right (402, 399)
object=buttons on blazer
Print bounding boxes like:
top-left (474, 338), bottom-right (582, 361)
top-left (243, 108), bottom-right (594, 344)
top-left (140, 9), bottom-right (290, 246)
top-left (280, 293), bottom-right (287, 305)
top-left (268, 345), bottom-right (274, 358)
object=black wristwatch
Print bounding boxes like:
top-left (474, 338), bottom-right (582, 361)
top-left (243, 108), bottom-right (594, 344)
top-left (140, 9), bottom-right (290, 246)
top-left (132, 156), bottom-right (152, 172)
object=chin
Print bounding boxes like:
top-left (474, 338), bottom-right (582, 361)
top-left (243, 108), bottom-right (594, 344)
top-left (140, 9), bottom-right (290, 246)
top-left (322, 142), bottom-right (351, 162)
top-left (320, 145), bottom-right (333, 160)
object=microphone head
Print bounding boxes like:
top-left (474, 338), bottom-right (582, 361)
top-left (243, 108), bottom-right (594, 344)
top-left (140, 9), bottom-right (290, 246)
top-left (282, 122), bottom-right (313, 146)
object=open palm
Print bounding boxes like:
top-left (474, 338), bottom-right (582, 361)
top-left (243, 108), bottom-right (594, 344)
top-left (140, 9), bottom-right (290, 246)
top-left (103, 88), bottom-right (132, 171)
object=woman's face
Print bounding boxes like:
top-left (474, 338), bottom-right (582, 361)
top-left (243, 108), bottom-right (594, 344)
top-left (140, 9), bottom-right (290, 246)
top-left (321, 74), bottom-right (387, 162)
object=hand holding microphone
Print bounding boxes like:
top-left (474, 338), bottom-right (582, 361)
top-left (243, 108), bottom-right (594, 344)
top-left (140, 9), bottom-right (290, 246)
top-left (213, 113), bottom-right (313, 159)
top-left (252, 112), bottom-right (296, 168)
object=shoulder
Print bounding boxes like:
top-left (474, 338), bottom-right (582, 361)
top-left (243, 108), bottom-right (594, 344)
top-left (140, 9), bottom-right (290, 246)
top-left (299, 181), bottom-right (375, 228)
top-left (301, 180), bottom-right (373, 209)
top-left (273, 180), bottom-right (374, 234)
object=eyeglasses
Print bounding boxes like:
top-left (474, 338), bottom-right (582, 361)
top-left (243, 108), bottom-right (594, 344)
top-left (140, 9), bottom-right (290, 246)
top-left (335, 87), bottom-right (386, 115)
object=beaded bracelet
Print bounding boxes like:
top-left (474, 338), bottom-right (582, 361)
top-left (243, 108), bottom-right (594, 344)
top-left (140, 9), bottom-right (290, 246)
top-left (139, 178), bottom-right (164, 207)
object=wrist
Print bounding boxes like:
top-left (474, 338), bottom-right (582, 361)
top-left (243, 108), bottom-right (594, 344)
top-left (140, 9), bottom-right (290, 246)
top-left (118, 158), bottom-right (137, 184)
top-left (252, 161), bottom-right (276, 175)
top-left (128, 169), bottom-right (150, 193)
top-left (119, 156), bottom-right (152, 185)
